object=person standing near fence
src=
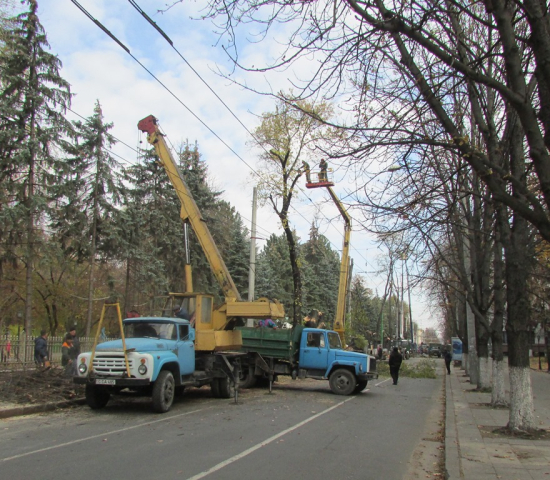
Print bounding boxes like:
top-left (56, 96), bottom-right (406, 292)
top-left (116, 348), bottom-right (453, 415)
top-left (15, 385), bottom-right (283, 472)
top-left (67, 325), bottom-right (80, 375)
top-left (61, 334), bottom-right (74, 376)
top-left (34, 330), bottom-right (50, 369)
top-left (68, 325), bottom-right (80, 360)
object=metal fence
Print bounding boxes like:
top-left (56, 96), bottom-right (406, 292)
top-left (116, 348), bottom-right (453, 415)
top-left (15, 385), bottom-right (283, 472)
top-left (0, 335), bottom-right (113, 370)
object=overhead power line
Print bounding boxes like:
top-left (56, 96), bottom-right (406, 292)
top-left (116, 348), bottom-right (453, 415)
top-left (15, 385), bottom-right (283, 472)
top-left (69, 0), bottom-right (373, 278)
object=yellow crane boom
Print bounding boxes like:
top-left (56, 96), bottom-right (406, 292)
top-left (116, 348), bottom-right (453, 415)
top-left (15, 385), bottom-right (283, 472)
top-left (137, 115), bottom-right (284, 352)
top-left (326, 187), bottom-right (351, 345)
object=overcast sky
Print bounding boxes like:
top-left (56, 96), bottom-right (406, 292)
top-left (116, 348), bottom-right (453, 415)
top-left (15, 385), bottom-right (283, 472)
top-left (29, 0), bottom-right (438, 333)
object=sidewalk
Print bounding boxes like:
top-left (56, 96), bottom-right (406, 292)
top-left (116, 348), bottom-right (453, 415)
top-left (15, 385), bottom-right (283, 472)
top-left (445, 366), bottom-right (550, 480)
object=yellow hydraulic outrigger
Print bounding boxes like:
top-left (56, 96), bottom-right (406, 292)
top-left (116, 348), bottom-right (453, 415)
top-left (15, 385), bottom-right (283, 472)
top-left (306, 175), bottom-right (351, 346)
top-left (138, 115), bottom-right (285, 352)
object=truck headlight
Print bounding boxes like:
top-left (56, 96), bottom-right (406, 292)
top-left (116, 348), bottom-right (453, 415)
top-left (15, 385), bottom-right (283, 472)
top-left (138, 359), bottom-right (147, 375)
top-left (78, 362), bottom-right (87, 374)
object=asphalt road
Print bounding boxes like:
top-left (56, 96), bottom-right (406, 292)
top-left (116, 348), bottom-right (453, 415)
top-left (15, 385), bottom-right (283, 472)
top-left (0, 368), bottom-right (442, 480)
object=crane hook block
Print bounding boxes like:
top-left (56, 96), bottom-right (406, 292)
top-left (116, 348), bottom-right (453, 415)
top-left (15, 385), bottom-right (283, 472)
top-left (138, 115), bottom-right (158, 135)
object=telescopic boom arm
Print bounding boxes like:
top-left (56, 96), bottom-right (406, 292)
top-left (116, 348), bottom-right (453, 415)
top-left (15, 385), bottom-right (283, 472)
top-left (138, 115), bottom-right (241, 301)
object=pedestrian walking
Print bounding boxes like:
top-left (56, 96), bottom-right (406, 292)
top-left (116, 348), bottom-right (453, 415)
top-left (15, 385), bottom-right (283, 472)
top-left (6, 339), bottom-right (10, 359)
top-left (377, 345), bottom-right (383, 360)
top-left (34, 330), bottom-right (50, 369)
top-left (444, 348), bottom-right (452, 374)
top-left (388, 346), bottom-right (403, 385)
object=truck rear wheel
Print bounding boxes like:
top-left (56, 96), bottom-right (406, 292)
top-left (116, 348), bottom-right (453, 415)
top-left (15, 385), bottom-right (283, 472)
top-left (329, 369), bottom-right (356, 395)
top-left (239, 365), bottom-right (257, 389)
top-left (216, 377), bottom-right (235, 399)
top-left (152, 370), bottom-right (175, 413)
top-left (211, 379), bottom-right (220, 398)
top-left (354, 380), bottom-right (368, 393)
top-left (85, 384), bottom-right (110, 409)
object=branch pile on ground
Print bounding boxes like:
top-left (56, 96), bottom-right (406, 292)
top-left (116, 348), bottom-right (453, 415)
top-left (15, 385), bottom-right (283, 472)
top-left (0, 367), bottom-right (85, 405)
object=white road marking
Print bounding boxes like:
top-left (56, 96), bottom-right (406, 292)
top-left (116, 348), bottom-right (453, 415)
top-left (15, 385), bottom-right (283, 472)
top-left (374, 378), bottom-right (392, 387)
top-left (0, 406), bottom-right (212, 463)
top-left (186, 396), bottom-right (356, 480)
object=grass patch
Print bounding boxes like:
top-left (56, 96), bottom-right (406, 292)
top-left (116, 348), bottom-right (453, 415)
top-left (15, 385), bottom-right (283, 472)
top-left (529, 356), bottom-right (548, 371)
top-left (377, 359), bottom-right (437, 379)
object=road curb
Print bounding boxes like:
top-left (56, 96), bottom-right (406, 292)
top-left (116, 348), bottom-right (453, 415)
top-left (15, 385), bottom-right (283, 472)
top-left (445, 371), bottom-right (461, 480)
top-left (0, 398), bottom-right (86, 419)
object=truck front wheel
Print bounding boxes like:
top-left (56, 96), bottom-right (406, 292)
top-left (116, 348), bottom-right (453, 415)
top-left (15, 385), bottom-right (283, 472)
top-left (354, 380), bottom-right (368, 393)
top-left (85, 384), bottom-right (110, 409)
top-left (152, 370), bottom-right (175, 413)
top-left (329, 369), bottom-right (356, 395)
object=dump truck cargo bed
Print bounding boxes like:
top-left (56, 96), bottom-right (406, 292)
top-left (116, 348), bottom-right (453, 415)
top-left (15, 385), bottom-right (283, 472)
top-left (237, 326), bottom-right (304, 361)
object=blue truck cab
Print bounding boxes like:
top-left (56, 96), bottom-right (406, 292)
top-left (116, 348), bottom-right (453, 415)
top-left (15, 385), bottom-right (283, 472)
top-left (298, 328), bottom-right (377, 394)
top-left (74, 317), bottom-right (236, 413)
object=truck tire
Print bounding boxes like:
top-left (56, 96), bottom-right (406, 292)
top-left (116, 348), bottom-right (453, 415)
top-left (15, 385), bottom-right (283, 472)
top-left (216, 377), bottom-right (235, 399)
top-left (354, 380), bottom-right (368, 393)
top-left (85, 384), bottom-right (110, 409)
top-left (239, 365), bottom-right (257, 389)
top-left (152, 370), bottom-right (175, 413)
top-left (211, 379), bottom-right (220, 398)
top-left (329, 369), bottom-right (356, 395)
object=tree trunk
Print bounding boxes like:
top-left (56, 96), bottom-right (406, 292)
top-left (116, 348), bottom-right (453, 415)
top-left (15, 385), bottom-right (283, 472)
top-left (505, 229), bottom-right (536, 431)
top-left (505, 106), bottom-right (536, 432)
top-left (85, 155), bottom-right (101, 337)
top-left (492, 206), bottom-right (508, 406)
top-left (24, 109), bottom-right (37, 360)
top-left (282, 223), bottom-right (302, 326)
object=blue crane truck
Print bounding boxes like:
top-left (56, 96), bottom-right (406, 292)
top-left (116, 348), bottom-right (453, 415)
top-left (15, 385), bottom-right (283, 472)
top-left (74, 316), bottom-right (241, 413)
top-left (237, 325), bottom-right (378, 395)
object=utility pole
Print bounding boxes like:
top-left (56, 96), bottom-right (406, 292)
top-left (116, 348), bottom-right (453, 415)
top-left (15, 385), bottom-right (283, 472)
top-left (406, 260), bottom-right (414, 346)
top-left (399, 253), bottom-right (406, 336)
top-left (247, 187), bottom-right (258, 327)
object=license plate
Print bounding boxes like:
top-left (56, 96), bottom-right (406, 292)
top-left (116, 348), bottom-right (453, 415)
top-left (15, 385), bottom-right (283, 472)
top-left (96, 379), bottom-right (116, 385)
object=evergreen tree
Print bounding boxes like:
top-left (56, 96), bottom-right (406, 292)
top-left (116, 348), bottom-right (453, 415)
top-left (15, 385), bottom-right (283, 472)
top-left (119, 151), bottom-right (183, 309)
top-left (301, 224), bottom-right (340, 324)
top-left (121, 140), bottom-right (251, 309)
top-left (0, 0), bottom-right (71, 335)
top-left (255, 233), bottom-right (294, 315)
top-left (53, 101), bottom-right (121, 336)
top-left (213, 200), bottom-right (250, 297)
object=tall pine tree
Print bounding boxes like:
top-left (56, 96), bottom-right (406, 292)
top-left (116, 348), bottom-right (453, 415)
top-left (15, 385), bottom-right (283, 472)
top-left (54, 101), bottom-right (121, 336)
top-left (0, 0), bottom-right (71, 336)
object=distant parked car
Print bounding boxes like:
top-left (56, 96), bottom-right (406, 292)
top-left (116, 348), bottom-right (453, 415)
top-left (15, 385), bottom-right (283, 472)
top-left (429, 346), bottom-right (442, 357)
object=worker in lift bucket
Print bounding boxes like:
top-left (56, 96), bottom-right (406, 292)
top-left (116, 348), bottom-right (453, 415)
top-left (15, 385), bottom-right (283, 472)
top-left (318, 159), bottom-right (328, 182)
top-left (302, 160), bottom-right (311, 183)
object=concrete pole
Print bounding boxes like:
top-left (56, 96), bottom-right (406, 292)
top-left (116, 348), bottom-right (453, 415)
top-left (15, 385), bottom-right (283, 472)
top-left (247, 187), bottom-right (258, 327)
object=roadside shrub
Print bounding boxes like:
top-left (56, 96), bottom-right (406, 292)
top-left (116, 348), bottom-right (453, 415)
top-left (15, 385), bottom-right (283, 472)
top-left (377, 359), bottom-right (436, 379)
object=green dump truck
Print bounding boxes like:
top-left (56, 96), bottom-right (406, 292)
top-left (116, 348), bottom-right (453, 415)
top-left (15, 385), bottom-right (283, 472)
top-left (237, 326), bottom-right (378, 395)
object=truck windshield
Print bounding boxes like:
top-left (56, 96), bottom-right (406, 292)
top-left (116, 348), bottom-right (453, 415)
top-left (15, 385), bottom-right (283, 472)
top-left (124, 322), bottom-right (176, 340)
top-left (327, 332), bottom-right (342, 349)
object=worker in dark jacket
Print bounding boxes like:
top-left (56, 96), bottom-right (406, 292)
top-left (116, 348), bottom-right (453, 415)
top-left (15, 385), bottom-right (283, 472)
top-left (388, 347), bottom-right (403, 385)
top-left (61, 334), bottom-right (74, 376)
top-left (34, 330), bottom-right (49, 367)
top-left (68, 325), bottom-right (80, 359)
